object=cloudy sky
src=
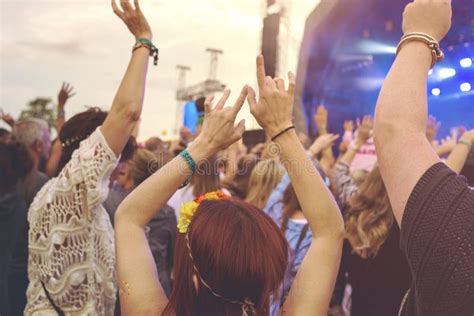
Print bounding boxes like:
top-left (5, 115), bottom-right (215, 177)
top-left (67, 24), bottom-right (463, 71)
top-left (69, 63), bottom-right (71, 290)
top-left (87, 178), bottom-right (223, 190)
top-left (1, 0), bottom-right (318, 140)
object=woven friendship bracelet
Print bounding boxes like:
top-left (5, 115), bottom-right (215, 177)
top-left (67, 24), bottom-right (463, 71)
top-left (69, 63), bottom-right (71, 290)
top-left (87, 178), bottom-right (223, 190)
top-left (179, 150), bottom-right (196, 188)
top-left (133, 37), bottom-right (159, 66)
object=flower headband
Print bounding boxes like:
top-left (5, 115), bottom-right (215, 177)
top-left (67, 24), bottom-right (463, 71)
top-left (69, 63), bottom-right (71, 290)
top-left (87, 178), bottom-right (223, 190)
top-left (177, 191), bottom-right (229, 234)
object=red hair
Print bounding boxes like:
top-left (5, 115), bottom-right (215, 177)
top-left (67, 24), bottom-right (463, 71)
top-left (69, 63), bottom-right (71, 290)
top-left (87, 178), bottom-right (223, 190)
top-left (163, 198), bottom-right (288, 316)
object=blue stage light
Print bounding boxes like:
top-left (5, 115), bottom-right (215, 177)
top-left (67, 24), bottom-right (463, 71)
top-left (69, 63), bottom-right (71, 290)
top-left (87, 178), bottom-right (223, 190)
top-left (431, 88), bottom-right (441, 96)
top-left (460, 58), bottom-right (472, 68)
top-left (439, 68), bottom-right (456, 79)
top-left (460, 83), bottom-right (471, 92)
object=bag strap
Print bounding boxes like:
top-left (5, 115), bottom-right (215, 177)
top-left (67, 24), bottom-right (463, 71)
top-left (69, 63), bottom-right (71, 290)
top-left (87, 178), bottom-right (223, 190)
top-left (294, 223), bottom-right (309, 255)
top-left (41, 281), bottom-right (65, 316)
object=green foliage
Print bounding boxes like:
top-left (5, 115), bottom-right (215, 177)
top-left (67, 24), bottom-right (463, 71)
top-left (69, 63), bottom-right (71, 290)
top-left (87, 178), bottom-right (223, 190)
top-left (18, 98), bottom-right (56, 131)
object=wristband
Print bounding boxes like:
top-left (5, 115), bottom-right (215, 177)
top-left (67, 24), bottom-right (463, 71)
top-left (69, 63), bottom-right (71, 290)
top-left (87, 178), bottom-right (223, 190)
top-left (458, 140), bottom-right (472, 151)
top-left (57, 108), bottom-right (65, 119)
top-left (133, 38), bottom-right (159, 66)
top-left (179, 150), bottom-right (196, 188)
top-left (271, 126), bottom-right (295, 142)
top-left (396, 32), bottom-right (444, 69)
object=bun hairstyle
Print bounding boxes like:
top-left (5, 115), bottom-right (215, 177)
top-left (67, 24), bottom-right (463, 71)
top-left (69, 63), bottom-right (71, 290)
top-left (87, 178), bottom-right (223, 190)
top-left (57, 108), bottom-right (136, 175)
top-left (164, 198), bottom-right (288, 316)
top-left (0, 142), bottom-right (33, 193)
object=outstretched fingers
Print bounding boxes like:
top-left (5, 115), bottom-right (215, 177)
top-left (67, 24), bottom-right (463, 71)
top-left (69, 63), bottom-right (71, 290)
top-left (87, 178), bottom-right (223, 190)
top-left (112, 0), bottom-right (125, 19)
top-left (215, 90), bottom-right (231, 111)
top-left (287, 71), bottom-right (296, 96)
top-left (231, 86), bottom-right (248, 117)
top-left (256, 55), bottom-right (266, 90)
top-left (204, 96), bottom-right (215, 114)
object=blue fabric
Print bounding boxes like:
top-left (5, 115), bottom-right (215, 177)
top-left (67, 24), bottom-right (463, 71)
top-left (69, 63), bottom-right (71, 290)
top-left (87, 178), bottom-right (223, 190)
top-left (183, 101), bottom-right (198, 135)
top-left (264, 173), bottom-right (313, 316)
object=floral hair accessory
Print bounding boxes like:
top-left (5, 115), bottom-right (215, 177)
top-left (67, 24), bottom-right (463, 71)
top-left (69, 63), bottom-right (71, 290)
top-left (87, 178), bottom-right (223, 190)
top-left (177, 191), bottom-right (229, 234)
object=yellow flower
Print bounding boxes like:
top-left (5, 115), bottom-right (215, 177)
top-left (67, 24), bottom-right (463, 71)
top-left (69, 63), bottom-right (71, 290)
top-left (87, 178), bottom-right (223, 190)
top-left (177, 191), bottom-right (230, 234)
top-left (177, 201), bottom-right (199, 234)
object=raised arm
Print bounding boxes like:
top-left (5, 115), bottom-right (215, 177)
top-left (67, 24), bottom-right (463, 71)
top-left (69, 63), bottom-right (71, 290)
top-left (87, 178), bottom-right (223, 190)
top-left (247, 55), bottom-right (344, 315)
top-left (100, 0), bottom-right (153, 157)
top-left (114, 88), bottom-right (248, 315)
top-left (373, 0), bottom-right (451, 224)
top-left (446, 130), bottom-right (474, 174)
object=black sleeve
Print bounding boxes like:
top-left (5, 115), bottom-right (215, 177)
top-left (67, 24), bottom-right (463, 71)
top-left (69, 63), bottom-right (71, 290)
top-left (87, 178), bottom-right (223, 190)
top-left (401, 162), bottom-right (474, 315)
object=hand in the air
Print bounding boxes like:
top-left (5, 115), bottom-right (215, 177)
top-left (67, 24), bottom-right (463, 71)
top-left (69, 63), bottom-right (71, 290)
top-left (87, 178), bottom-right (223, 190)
top-left (112, 0), bottom-right (152, 40)
top-left (356, 115), bottom-right (373, 144)
top-left (402, 0), bottom-right (452, 42)
top-left (314, 105), bottom-right (329, 134)
top-left (247, 55), bottom-right (296, 139)
top-left (58, 82), bottom-right (75, 108)
top-left (197, 88), bottom-right (248, 152)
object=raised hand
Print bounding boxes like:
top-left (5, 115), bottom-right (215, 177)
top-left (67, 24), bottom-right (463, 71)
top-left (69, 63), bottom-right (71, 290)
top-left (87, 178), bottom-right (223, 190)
top-left (196, 88), bottom-right (248, 153)
top-left (308, 133), bottom-right (340, 157)
top-left (402, 0), bottom-right (452, 41)
top-left (460, 129), bottom-right (474, 147)
top-left (314, 105), bottom-right (329, 134)
top-left (344, 120), bottom-right (354, 132)
top-left (58, 82), bottom-right (75, 108)
top-left (0, 109), bottom-right (15, 127)
top-left (112, 0), bottom-right (152, 40)
top-left (247, 55), bottom-right (295, 138)
top-left (426, 115), bottom-right (440, 142)
top-left (356, 115), bottom-right (373, 145)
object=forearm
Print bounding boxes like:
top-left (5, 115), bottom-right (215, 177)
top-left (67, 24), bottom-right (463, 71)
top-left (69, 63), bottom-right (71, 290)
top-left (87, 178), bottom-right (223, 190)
top-left (339, 142), bottom-right (361, 166)
top-left (276, 130), bottom-right (344, 238)
top-left (102, 47), bottom-right (150, 155)
top-left (115, 139), bottom-right (211, 228)
top-left (320, 147), bottom-right (335, 174)
top-left (375, 42), bottom-right (431, 139)
top-left (446, 143), bottom-right (470, 174)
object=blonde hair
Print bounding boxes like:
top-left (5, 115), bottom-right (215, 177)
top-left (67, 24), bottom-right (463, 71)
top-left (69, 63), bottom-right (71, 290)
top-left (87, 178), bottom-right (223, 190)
top-left (345, 166), bottom-right (393, 259)
top-left (246, 159), bottom-right (285, 209)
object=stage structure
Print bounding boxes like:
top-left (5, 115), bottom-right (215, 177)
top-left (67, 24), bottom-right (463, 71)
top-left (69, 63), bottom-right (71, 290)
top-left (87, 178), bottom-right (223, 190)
top-left (174, 48), bottom-right (226, 134)
top-left (294, 0), bottom-right (473, 138)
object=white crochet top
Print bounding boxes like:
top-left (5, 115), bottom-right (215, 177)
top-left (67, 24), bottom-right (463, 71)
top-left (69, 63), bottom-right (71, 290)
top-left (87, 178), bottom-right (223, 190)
top-left (25, 128), bottom-right (118, 316)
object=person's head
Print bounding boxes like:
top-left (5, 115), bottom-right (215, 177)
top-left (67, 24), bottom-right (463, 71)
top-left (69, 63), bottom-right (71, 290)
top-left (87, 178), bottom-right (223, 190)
top-left (191, 155), bottom-right (221, 197)
top-left (58, 108), bottom-right (135, 173)
top-left (0, 128), bottom-right (11, 144)
top-left (246, 159), bottom-right (285, 209)
top-left (128, 148), bottom-right (173, 186)
top-left (0, 142), bottom-right (33, 194)
top-left (226, 154), bottom-right (258, 199)
top-left (145, 136), bottom-right (165, 153)
top-left (13, 118), bottom-right (51, 162)
top-left (345, 166), bottom-right (393, 259)
top-left (164, 198), bottom-right (288, 316)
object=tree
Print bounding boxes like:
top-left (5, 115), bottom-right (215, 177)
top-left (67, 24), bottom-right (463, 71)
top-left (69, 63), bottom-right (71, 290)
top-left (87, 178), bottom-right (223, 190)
top-left (19, 97), bottom-right (56, 131)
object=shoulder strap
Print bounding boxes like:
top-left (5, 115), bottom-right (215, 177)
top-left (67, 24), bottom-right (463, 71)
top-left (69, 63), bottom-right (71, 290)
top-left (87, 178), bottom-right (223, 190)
top-left (41, 281), bottom-right (65, 316)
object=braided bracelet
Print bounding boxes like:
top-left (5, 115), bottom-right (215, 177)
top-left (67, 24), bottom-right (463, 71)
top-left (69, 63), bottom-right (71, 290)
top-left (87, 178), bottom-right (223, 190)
top-left (271, 126), bottom-right (295, 142)
top-left (133, 38), bottom-right (159, 66)
top-left (179, 150), bottom-right (196, 188)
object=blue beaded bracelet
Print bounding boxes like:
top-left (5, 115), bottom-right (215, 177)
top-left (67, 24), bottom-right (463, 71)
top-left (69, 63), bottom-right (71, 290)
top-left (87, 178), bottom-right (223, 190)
top-left (179, 150), bottom-right (196, 188)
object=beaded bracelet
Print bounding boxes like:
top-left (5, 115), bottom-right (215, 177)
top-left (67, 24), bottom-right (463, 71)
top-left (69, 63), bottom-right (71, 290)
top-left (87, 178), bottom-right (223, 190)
top-left (133, 37), bottom-right (159, 66)
top-left (179, 150), bottom-right (196, 188)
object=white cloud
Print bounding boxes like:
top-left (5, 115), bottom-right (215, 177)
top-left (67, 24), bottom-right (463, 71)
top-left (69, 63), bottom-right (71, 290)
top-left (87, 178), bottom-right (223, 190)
top-left (1, 0), bottom-right (319, 140)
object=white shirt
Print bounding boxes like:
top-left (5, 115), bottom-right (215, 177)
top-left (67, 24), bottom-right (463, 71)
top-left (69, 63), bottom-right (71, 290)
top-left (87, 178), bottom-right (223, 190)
top-left (25, 128), bottom-right (118, 316)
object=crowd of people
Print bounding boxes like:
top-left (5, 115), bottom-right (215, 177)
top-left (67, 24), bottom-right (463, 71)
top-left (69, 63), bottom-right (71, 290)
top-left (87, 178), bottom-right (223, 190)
top-left (1, 0), bottom-right (473, 315)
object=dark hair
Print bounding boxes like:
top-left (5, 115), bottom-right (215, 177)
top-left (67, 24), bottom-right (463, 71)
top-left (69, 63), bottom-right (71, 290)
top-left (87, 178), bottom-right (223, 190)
top-left (57, 108), bottom-right (136, 173)
top-left (0, 128), bottom-right (11, 145)
top-left (191, 155), bottom-right (221, 197)
top-left (163, 199), bottom-right (288, 316)
top-left (0, 142), bottom-right (33, 193)
top-left (281, 184), bottom-right (302, 233)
